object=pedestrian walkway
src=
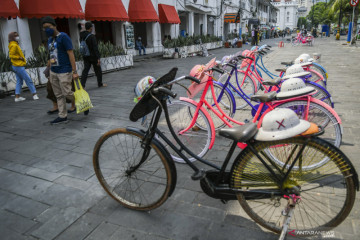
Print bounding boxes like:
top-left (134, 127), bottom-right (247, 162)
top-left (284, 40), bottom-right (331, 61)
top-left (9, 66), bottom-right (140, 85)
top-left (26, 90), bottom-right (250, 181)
top-left (0, 37), bottom-right (359, 239)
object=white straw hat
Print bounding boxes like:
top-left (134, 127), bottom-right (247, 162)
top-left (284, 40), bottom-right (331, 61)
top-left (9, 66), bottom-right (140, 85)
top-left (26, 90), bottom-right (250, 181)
top-left (298, 53), bottom-right (314, 62)
top-left (276, 77), bottom-right (315, 99)
top-left (282, 64), bottom-right (311, 79)
top-left (294, 57), bottom-right (312, 67)
top-left (254, 108), bottom-right (311, 141)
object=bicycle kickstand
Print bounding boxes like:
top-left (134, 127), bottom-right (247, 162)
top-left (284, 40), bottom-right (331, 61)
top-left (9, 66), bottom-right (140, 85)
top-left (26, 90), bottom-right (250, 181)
top-left (278, 194), bottom-right (301, 240)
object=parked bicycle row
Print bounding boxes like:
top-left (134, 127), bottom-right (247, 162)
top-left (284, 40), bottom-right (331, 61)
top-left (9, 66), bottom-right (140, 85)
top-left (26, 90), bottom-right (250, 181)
top-left (92, 45), bottom-right (359, 240)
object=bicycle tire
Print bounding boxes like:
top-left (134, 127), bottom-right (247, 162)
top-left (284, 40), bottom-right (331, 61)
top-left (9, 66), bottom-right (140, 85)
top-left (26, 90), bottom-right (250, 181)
top-left (310, 64), bottom-right (327, 81)
top-left (291, 38), bottom-right (299, 46)
top-left (231, 137), bottom-right (357, 233)
top-left (93, 128), bottom-right (175, 210)
top-left (157, 100), bottom-right (213, 163)
top-left (304, 81), bottom-right (333, 107)
top-left (274, 100), bottom-right (341, 147)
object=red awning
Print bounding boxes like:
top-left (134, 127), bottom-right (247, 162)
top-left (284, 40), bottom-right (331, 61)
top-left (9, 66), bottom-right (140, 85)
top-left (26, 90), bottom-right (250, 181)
top-left (0, 0), bottom-right (19, 19)
top-left (20, 0), bottom-right (84, 19)
top-left (224, 13), bottom-right (240, 23)
top-left (158, 4), bottom-right (180, 24)
top-left (128, 0), bottom-right (159, 22)
top-left (85, 0), bottom-right (129, 21)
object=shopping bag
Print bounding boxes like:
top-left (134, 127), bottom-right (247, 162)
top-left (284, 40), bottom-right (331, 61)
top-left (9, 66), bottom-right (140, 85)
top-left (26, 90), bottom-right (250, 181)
top-left (74, 79), bottom-right (93, 114)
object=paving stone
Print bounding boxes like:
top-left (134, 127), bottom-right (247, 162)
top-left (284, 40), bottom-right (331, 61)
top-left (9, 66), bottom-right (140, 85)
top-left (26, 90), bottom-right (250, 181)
top-left (0, 225), bottom-right (29, 240)
top-left (0, 189), bottom-right (18, 206)
top-left (84, 222), bottom-right (120, 240)
top-left (55, 212), bottom-right (104, 240)
top-left (57, 165), bottom-right (94, 180)
top-left (3, 195), bottom-right (49, 219)
top-left (108, 225), bottom-right (170, 240)
top-left (107, 208), bottom-right (212, 239)
top-left (53, 175), bottom-right (92, 191)
top-left (26, 167), bottom-right (63, 182)
top-left (30, 207), bottom-right (85, 240)
top-left (0, 209), bottom-right (38, 234)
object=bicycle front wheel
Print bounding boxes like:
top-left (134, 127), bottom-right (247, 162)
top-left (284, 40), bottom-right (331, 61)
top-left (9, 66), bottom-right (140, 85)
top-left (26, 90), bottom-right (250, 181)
top-left (275, 100), bottom-right (342, 147)
top-left (231, 137), bottom-right (357, 233)
top-left (93, 128), bottom-right (175, 210)
top-left (307, 69), bottom-right (326, 88)
top-left (157, 100), bottom-right (213, 163)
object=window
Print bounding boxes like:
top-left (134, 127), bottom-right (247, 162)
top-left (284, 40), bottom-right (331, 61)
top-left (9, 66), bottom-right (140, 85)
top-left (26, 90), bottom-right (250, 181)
top-left (287, 17), bottom-right (289, 22)
top-left (287, 12), bottom-right (290, 16)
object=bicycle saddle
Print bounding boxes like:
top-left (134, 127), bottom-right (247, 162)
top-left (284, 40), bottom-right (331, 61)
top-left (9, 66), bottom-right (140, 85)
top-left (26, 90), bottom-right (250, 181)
top-left (281, 61), bottom-right (293, 66)
top-left (219, 123), bottom-right (258, 142)
top-left (262, 77), bottom-right (282, 86)
top-left (275, 68), bottom-right (287, 72)
top-left (250, 92), bottom-right (277, 103)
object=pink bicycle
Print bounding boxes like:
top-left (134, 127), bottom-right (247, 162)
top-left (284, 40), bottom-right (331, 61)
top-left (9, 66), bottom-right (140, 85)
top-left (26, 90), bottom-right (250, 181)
top-left (159, 59), bottom-right (342, 163)
top-left (292, 33), bottom-right (314, 46)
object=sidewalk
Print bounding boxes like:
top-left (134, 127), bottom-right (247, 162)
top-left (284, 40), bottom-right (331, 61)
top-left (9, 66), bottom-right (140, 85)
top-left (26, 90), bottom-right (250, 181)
top-left (0, 37), bottom-right (359, 240)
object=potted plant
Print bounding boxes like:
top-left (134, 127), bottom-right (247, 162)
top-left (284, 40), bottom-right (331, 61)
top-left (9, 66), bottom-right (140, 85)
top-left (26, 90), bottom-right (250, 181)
top-left (224, 41), bottom-right (230, 48)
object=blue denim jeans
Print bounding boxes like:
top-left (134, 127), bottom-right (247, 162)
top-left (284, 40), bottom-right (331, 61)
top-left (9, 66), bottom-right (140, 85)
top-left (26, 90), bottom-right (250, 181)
top-left (12, 66), bottom-right (37, 95)
top-left (138, 46), bottom-right (146, 55)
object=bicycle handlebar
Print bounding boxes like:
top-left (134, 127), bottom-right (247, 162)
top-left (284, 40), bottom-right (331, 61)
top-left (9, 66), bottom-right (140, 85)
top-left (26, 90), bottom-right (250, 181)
top-left (153, 87), bottom-right (177, 98)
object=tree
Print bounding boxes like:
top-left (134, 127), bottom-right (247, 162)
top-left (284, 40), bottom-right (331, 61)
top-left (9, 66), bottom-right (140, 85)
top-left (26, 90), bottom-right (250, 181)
top-left (297, 17), bottom-right (309, 29)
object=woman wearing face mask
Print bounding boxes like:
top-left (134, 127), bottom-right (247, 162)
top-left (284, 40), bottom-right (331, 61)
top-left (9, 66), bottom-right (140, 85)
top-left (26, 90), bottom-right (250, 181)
top-left (8, 32), bottom-right (39, 102)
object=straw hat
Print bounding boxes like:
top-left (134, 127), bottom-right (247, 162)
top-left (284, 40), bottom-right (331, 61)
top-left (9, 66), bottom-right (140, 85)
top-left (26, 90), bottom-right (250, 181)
top-left (254, 108), bottom-right (311, 141)
top-left (282, 64), bottom-right (311, 79)
top-left (294, 57), bottom-right (312, 67)
top-left (276, 77), bottom-right (315, 99)
top-left (298, 53), bottom-right (314, 62)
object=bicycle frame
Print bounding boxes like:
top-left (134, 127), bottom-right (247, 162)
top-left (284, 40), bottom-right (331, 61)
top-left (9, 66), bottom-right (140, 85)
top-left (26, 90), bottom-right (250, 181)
top-left (138, 96), bottom-right (310, 198)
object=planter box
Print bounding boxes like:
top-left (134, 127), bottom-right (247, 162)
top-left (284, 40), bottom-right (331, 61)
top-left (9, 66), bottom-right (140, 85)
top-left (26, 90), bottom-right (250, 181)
top-left (163, 41), bottom-right (223, 58)
top-left (0, 69), bottom-right (38, 92)
top-left (38, 66), bottom-right (48, 84)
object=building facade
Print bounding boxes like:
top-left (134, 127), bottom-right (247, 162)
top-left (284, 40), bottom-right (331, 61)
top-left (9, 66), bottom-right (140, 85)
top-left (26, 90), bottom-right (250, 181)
top-left (0, 0), bottom-right (279, 58)
top-left (271, 0), bottom-right (298, 30)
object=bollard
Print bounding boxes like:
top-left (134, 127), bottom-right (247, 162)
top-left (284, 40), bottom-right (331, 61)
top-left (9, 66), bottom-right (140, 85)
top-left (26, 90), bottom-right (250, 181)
top-left (278, 41), bottom-right (284, 48)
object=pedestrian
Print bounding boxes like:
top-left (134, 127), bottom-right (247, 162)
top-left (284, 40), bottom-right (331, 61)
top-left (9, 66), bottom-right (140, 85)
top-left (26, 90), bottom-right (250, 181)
top-left (136, 37), bottom-right (146, 55)
top-left (80, 22), bottom-right (106, 88)
top-left (8, 32), bottom-right (39, 102)
top-left (41, 16), bottom-right (81, 125)
top-left (254, 27), bottom-right (259, 46)
top-left (251, 28), bottom-right (255, 45)
top-left (44, 65), bottom-right (76, 115)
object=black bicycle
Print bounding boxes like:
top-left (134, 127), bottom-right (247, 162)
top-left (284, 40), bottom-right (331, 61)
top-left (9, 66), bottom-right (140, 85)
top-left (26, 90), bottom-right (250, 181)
top-left (93, 68), bottom-right (358, 238)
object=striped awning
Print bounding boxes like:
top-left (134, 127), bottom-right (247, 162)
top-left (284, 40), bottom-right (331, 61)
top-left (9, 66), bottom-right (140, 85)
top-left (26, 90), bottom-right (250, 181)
top-left (224, 13), bottom-right (240, 23)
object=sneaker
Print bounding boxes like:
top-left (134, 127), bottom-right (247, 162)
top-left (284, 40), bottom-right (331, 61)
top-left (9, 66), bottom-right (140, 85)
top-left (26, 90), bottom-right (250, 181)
top-left (84, 110), bottom-right (89, 116)
top-left (33, 94), bottom-right (39, 100)
top-left (15, 97), bottom-right (26, 102)
top-left (50, 117), bottom-right (68, 125)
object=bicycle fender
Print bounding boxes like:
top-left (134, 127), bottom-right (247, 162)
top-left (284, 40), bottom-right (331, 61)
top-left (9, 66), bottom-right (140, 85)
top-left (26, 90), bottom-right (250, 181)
top-left (179, 97), bottom-right (216, 149)
top-left (213, 81), bottom-right (237, 114)
top-left (126, 127), bottom-right (177, 197)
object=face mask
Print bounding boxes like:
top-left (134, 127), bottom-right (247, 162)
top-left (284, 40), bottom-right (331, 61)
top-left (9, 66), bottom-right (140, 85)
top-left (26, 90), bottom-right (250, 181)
top-left (15, 37), bottom-right (20, 41)
top-left (45, 28), bottom-right (55, 37)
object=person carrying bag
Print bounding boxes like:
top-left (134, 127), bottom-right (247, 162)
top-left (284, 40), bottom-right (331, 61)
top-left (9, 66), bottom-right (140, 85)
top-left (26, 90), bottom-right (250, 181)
top-left (73, 78), bottom-right (93, 114)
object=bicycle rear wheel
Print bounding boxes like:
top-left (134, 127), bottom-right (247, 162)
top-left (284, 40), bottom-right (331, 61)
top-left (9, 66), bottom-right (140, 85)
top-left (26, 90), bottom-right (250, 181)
top-left (157, 100), bottom-right (213, 163)
top-left (93, 128), bottom-right (175, 210)
top-left (274, 100), bottom-right (342, 147)
top-left (310, 64), bottom-right (327, 81)
top-left (231, 137), bottom-right (357, 233)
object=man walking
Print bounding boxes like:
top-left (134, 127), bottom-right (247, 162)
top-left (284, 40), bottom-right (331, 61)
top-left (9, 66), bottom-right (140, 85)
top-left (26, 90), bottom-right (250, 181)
top-left (80, 22), bottom-right (106, 88)
top-left (42, 16), bottom-right (80, 124)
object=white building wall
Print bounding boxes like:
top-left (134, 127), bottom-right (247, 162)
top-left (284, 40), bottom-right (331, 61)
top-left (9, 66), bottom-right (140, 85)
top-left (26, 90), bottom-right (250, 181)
top-left (272, 0), bottom-right (298, 30)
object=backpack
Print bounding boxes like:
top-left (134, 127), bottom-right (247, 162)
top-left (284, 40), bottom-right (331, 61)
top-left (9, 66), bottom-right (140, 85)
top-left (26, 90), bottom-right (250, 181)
top-left (80, 34), bottom-right (91, 57)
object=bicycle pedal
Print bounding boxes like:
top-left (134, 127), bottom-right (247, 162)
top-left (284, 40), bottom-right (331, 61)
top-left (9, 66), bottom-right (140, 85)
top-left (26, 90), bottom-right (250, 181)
top-left (191, 169), bottom-right (206, 180)
top-left (244, 119), bottom-right (250, 123)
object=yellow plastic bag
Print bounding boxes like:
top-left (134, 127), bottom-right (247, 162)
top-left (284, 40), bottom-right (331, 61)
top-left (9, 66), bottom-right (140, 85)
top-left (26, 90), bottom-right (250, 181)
top-left (74, 79), bottom-right (93, 114)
